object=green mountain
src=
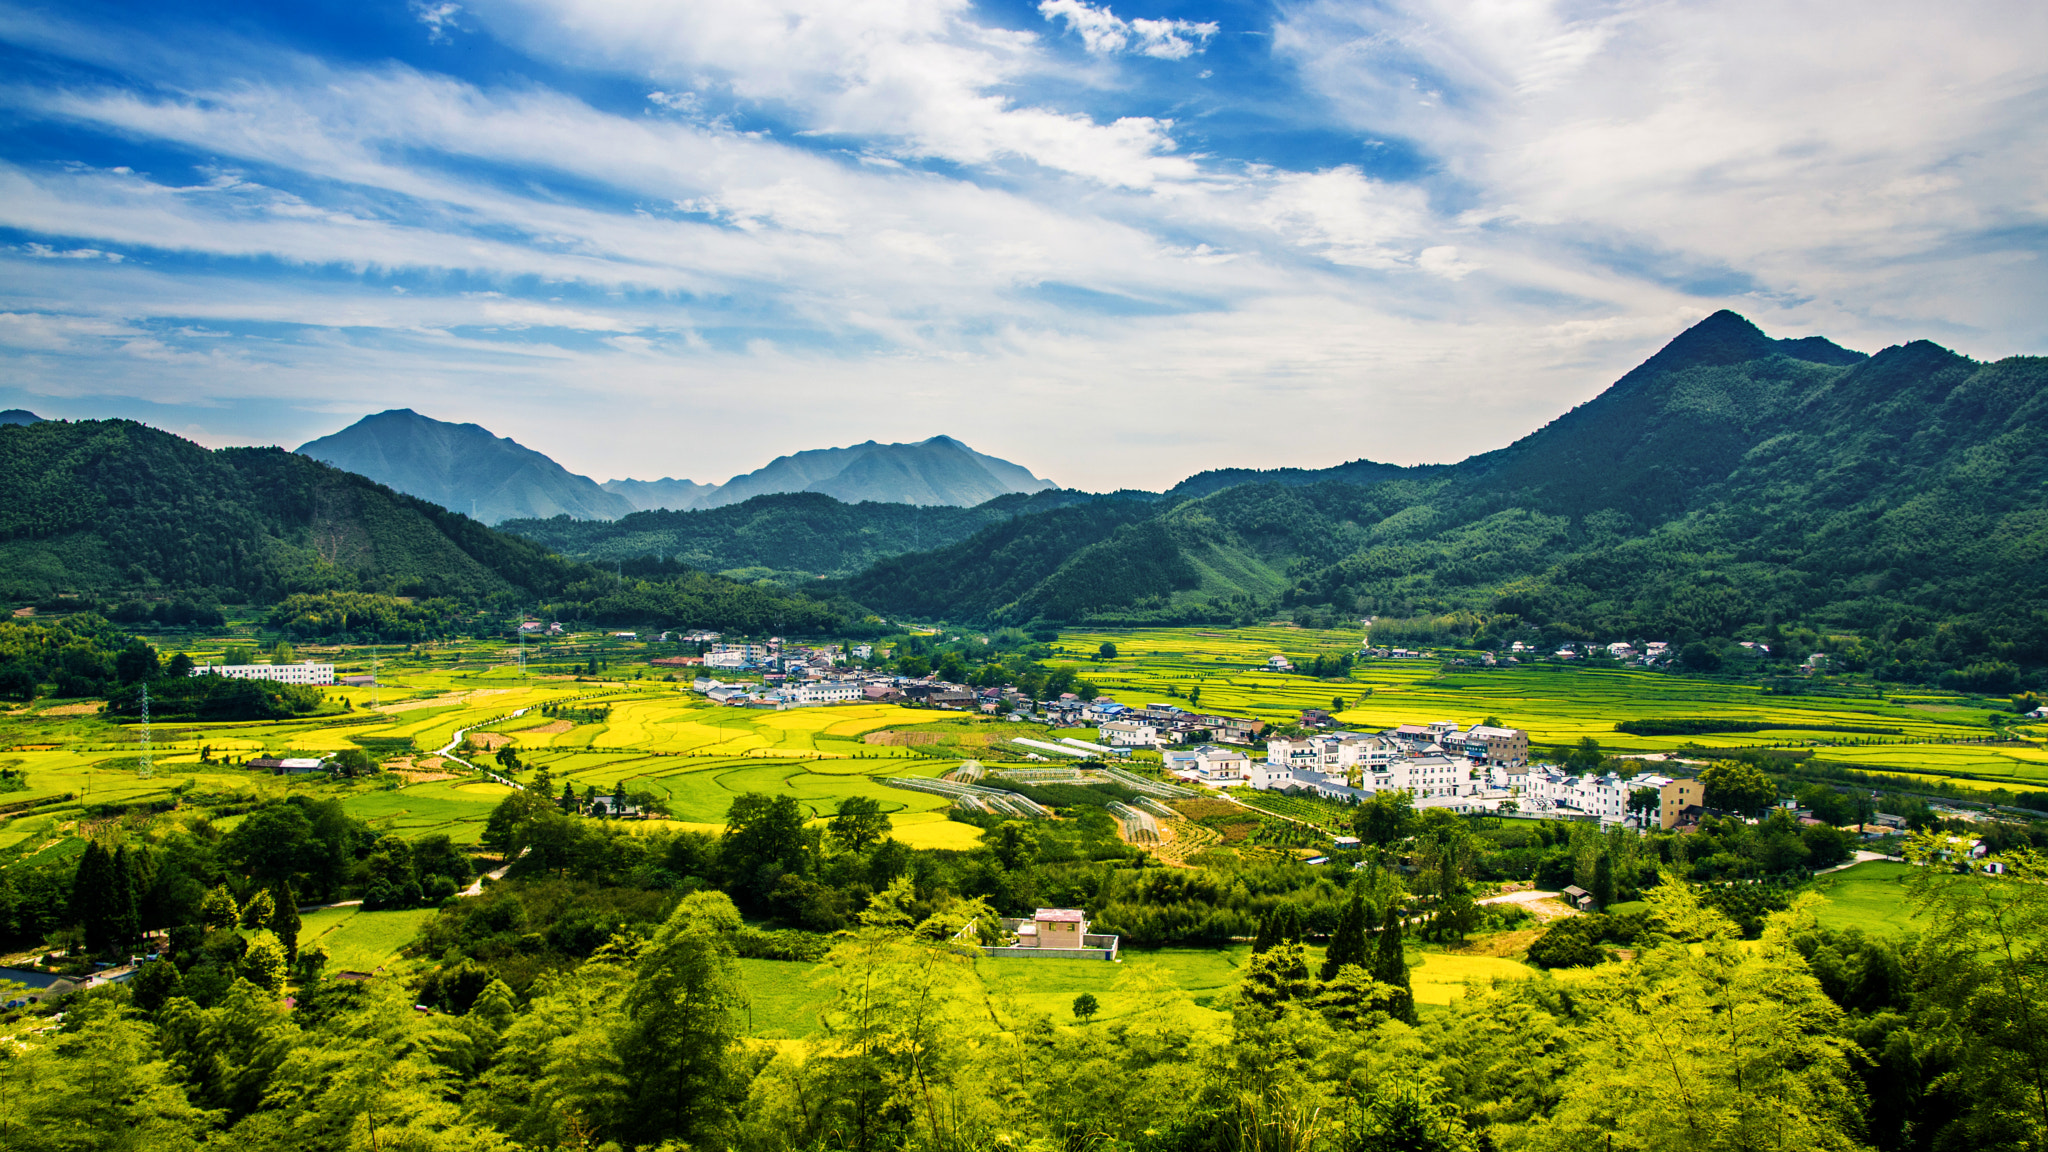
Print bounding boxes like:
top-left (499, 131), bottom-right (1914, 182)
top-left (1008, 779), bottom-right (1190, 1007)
top-left (841, 312), bottom-right (2048, 684)
top-left (298, 409), bottom-right (635, 524)
top-left (0, 419), bottom-right (839, 633)
top-left (497, 488), bottom-right (1122, 580)
top-left (700, 435), bottom-right (1055, 509)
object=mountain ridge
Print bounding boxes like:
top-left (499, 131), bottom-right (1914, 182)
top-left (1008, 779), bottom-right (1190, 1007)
top-left (298, 409), bottom-right (634, 524)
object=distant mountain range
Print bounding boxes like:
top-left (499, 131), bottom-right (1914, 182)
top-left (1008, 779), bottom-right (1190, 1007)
top-left (298, 409), bottom-right (635, 524)
top-left (297, 411), bottom-right (1054, 522)
top-left (0, 410), bottom-right (43, 426)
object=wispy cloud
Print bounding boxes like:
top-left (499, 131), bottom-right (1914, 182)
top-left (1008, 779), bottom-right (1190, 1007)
top-left (0, 0), bottom-right (2041, 489)
top-left (1038, 0), bottom-right (1219, 60)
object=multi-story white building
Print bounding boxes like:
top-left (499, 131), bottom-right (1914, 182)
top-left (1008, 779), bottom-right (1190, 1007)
top-left (705, 642), bottom-right (771, 669)
top-left (194, 662), bottom-right (335, 686)
top-left (779, 681), bottom-right (862, 706)
top-left (1098, 720), bottom-right (1160, 747)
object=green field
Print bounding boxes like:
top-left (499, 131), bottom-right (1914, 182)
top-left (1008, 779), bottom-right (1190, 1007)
top-left (732, 941), bottom-right (1563, 1039)
top-left (1810, 860), bottom-right (1923, 935)
top-left (298, 906), bottom-right (441, 973)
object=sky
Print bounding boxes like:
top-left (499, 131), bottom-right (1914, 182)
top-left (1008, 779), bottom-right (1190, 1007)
top-left (1, 0), bottom-right (2043, 492)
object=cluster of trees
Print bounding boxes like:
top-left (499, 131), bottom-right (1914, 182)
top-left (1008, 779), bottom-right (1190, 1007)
top-left (266, 590), bottom-right (470, 642)
top-left (0, 614), bottom-right (156, 700)
top-left (20, 838), bottom-right (2048, 1151)
top-left (2, 796), bottom-right (382, 961)
top-left (107, 597), bottom-right (228, 628)
top-left (886, 631), bottom-right (1101, 699)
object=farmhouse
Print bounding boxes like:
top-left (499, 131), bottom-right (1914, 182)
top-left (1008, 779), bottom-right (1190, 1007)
top-left (977, 908), bottom-right (1120, 960)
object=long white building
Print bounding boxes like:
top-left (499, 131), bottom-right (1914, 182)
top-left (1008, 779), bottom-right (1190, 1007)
top-left (192, 661), bottom-right (336, 686)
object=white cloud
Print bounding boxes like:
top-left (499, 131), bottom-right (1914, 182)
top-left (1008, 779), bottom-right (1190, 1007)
top-left (1039, 0), bottom-right (1218, 60)
top-left (412, 2), bottom-right (463, 43)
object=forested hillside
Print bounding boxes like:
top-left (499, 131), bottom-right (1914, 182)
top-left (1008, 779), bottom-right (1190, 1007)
top-left (0, 420), bottom-right (843, 633)
top-left (500, 488), bottom-right (1146, 580)
top-left (840, 313), bottom-right (2048, 684)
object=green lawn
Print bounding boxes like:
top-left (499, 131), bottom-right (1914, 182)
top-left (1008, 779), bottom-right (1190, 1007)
top-left (300, 907), bottom-right (440, 973)
top-left (1810, 860), bottom-right (1923, 935)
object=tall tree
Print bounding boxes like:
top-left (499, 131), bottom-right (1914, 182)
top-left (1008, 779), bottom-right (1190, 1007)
top-left (1321, 892), bottom-right (1370, 981)
top-left (1371, 904), bottom-right (1417, 1025)
top-left (616, 891), bottom-right (748, 1147)
top-left (71, 842), bottom-right (117, 955)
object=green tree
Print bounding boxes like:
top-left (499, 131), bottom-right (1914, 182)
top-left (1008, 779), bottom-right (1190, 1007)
top-left (1353, 789), bottom-right (1418, 850)
top-left (1072, 992), bottom-right (1099, 1020)
top-left (1700, 760), bottom-right (1777, 817)
top-left (616, 891), bottom-right (748, 1148)
top-left (1592, 853), bottom-right (1615, 909)
top-left (1321, 891), bottom-right (1371, 981)
top-left (0, 994), bottom-right (210, 1151)
top-left (1240, 941), bottom-right (1314, 1009)
top-left (1905, 839), bottom-right (2048, 1148)
top-left (198, 884), bottom-right (239, 932)
top-left (1099, 642), bottom-right (1117, 660)
top-left (1353, 1073), bottom-right (1479, 1152)
top-left (828, 796), bottom-right (892, 854)
top-left (721, 792), bottom-right (810, 904)
top-left (1371, 904), bottom-right (1417, 1024)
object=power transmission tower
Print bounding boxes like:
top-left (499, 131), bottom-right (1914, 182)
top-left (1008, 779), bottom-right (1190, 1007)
top-left (138, 682), bottom-right (152, 778)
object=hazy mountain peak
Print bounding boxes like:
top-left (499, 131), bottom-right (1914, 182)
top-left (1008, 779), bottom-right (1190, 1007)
top-left (298, 410), bottom-right (633, 524)
top-left (0, 410), bottom-right (45, 426)
top-left (697, 436), bottom-right (1053, 509)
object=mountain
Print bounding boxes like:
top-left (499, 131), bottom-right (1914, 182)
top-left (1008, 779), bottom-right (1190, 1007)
top-left (498, 487), bottom-right (1124, 581)
top-left (0, 419), bottom-right (842, 633)
top-left (0, 410), bottom-right (43, 426)
top-left (297, 409), bottom-right (634, 524)
top-left (837, 311), bottom-right (2048, 685)
top-left (701, 435), bottom-right (1054, 508)
top-left (603, 476), bottom-right (719, 512)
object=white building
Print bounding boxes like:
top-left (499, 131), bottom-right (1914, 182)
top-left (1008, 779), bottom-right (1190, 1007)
top-left (1164, 745), bottom-right (1251, 784)
top-left (779, 681), bottom-right (862, 706)
top-left (194, 662), bottom-right (335, 686)
top-left (1098, 720), bottom-right (1160, 747)
top-left (705, 642), bottom-right (771, 669)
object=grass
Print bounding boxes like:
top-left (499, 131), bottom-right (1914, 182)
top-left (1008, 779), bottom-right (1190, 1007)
top-left (1809, 860), bottom-right (1923, 935)
top-left (300, 906), bottom-right (441, 973)
top-left (729, 941), bottom-right (1558, 1039)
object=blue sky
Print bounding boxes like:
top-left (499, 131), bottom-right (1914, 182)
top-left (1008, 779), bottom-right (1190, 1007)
top-left (2, 0), bottom-right (2044, 491)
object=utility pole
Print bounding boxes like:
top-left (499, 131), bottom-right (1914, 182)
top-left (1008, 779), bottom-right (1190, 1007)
top-left (138, 682), bottom-right (152, 778)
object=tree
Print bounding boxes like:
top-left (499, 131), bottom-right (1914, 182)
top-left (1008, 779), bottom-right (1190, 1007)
top-left (721, 792), bottom-right (809, 904)
top-left (495, 745), bottom-right (523, 775)
top-left (1353, 789), bottom-right (1417, 849)
top-left (198, 884), bottom-right (239, 932)
top-left (1796, 782), bottom-right (1855, 827)
top-left (114, 641), bottom-right (158, 686)
top-left (828, 796), bottom-right (892, 854)
top-left (1627, 787), bottom-right (1660, 825)
top-left (220, 803), bottom-right (315, 887)
top-left (238, 929), bottom-right (288, 992)
top-left (1592, 854), bottom-right (1615, 909)
top-left (1370, 904), bottom-right (1416, 1024)
top-left (988, 822), bottom-right (1038, 871)
top-left (1098, 642), bottom-right (1117, 660)
top-left (1353, 1073), bottom-right (1479, 1152)
top-left (329, 748), bottom-right (374, 777)
top-left (1700, 760), bottom-right (1777, 817)
top-left (71, 841), bottom-right (121, 955)
top-left (1072, 992), bottom-right (1099, 1020)
top-left (1241, 941), bottom-right (1314, 1009)
top-left (1564, 736), bottom-right (1604, 773)
top-left (1320, 892), bottom-right (1370, 980)
top-left (1331, 696), bottom-right (1346, 712)
top-left (616, 891), bottom-right (748, 1148)
top-left (1680, 640), bottom-right (1723, 672)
